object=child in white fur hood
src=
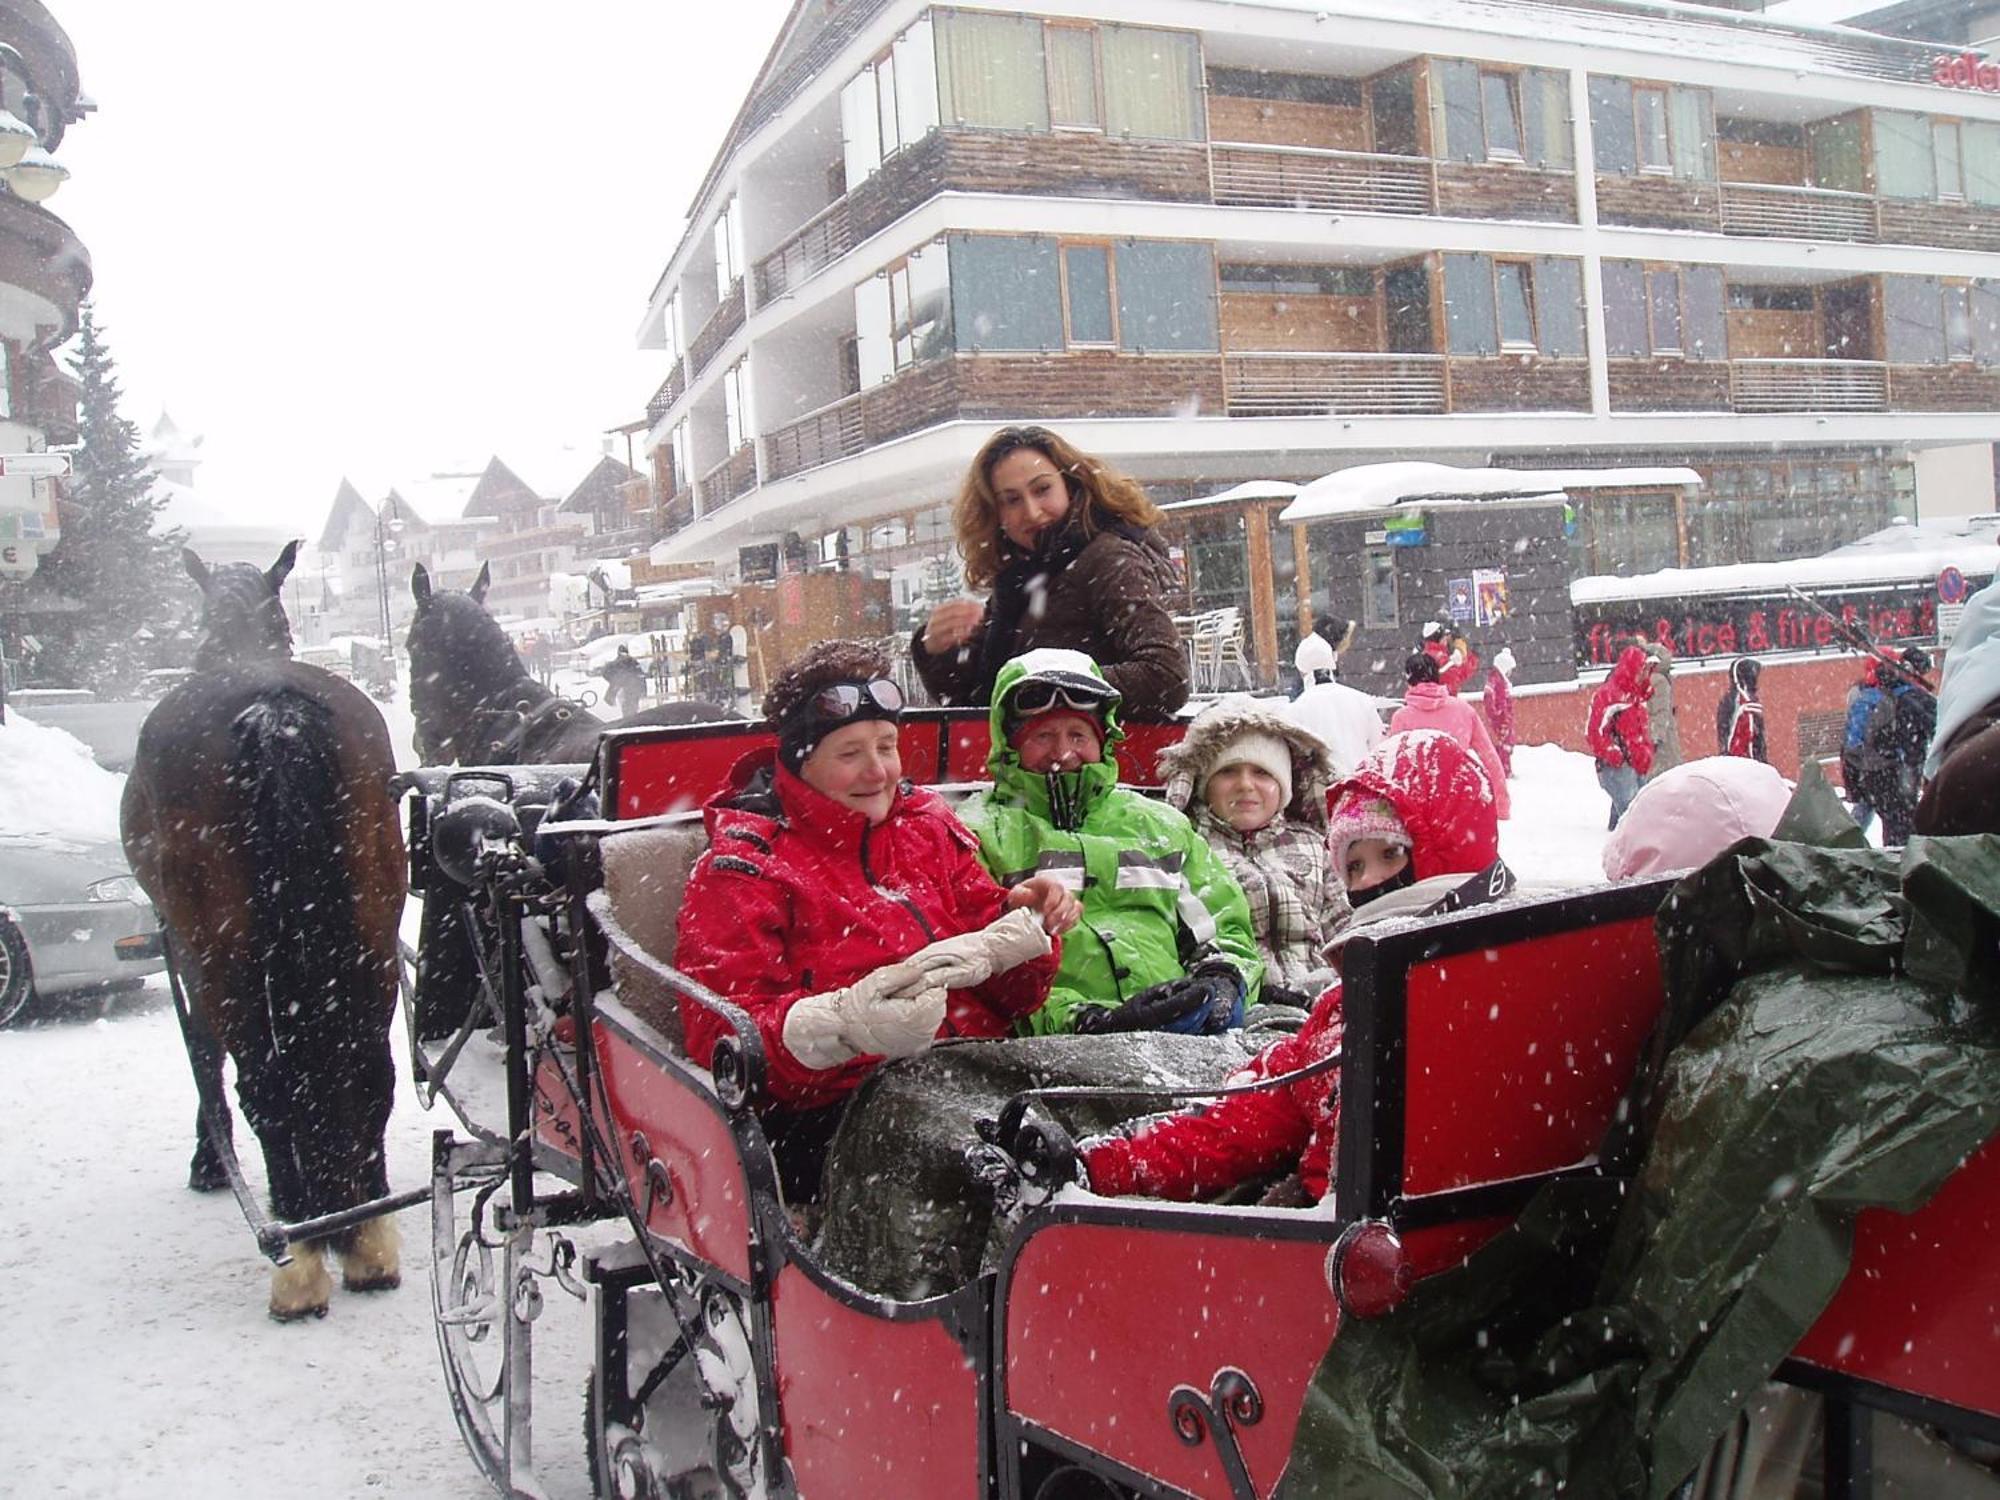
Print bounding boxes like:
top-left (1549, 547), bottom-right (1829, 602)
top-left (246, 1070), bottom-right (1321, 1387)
top-left (1157, 700), bottom-right (1343, 1005)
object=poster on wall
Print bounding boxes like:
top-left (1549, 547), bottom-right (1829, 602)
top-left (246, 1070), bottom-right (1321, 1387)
top-left (1474, 568), bottom-right (1510, 626)
top-left (1446, 577), bottom-right (1475, 624)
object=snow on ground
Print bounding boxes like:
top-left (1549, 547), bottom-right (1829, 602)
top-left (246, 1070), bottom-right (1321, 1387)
top-left (0, 708), bottom-right (1621, 1498)
top-left (0, 710), bottom-right (126, 845)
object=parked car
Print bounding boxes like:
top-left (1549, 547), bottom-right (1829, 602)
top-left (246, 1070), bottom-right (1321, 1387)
top-left (0, 837), bottom-right (165, 1025)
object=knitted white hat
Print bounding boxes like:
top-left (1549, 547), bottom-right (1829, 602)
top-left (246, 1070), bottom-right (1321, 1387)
top-left (1204, 731), bottom-right (1294, 806)
top-left (1325, 794), bottom-right (1410, 877)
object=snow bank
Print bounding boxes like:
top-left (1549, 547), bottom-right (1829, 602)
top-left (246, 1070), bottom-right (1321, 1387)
top-left (0, 710), bottom-right (126, 845)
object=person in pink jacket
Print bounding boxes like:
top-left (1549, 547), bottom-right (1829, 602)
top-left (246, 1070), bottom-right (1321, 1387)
top-left (1387, 653), bottom-right (1511, 818)
top-left (1600, 756), bottom-right (1793, 881)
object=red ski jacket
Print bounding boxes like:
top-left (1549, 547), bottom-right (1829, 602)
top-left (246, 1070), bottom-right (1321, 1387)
top-left (1083, 986), bottom-right (1346, 1202)
top-left (1331, 728), bottom-right (1502, 881)
top-left (1586, 646), bottom-right (1656, 776)
top-left (1425, 635), bottom-right (1481, 694)
top-left (675, 751), bottom-right (1060, 1110)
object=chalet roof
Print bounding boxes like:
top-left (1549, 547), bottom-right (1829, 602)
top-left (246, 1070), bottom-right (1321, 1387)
top-left (315, 479), bottom-right (375, 552)
top-left (462, 457), bottom-right (548, 518)
top-left (377, 489), bottom-right (433, 534)
top-left (559, 454), bottom-right (639, 515)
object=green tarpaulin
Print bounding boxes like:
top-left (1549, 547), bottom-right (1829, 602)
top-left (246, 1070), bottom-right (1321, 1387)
top-left (1280, 825), bottom-right (2000, 1499)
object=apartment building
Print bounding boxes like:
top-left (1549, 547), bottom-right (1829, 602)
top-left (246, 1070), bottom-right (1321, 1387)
top-left (636, 0), bottom-right (2000, 665)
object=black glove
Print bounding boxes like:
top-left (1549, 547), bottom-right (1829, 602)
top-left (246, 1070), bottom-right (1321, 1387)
top-left (1075, 963), bottom-right (1244, 1036)
top-left (969, 1107), bottom-right (1081, 1217)
top-left (1258, 983), bottom-right (1315, 1012)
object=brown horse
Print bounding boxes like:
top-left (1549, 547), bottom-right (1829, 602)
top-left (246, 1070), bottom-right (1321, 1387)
top-left (121, 543), bottom-right (408, 1320)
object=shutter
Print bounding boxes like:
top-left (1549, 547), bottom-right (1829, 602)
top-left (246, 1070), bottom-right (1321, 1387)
top-left (1535, 257), bottom-right (1586, 357)
top-left (1437, 60), bottom-right (1484, 164)
top-left (1683, 266), bottom-right (1726, 362)
top-left (1588, 76), bottom-right (1636, 175)
top-left (1883, 276), bottom-right (1945, 366)
top-left (1444, 253), bottom-right (1498, 355)
top-left (1602, 260), bottom-right (1650, 358)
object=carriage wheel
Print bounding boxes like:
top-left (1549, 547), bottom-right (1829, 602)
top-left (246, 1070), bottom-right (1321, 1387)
top-left (0, 917), bottom-right (35, 1028)
top-left (432, 1136), bottom-right (542, 1500)
top-left (585, 1258), bottom-right (769, 1500)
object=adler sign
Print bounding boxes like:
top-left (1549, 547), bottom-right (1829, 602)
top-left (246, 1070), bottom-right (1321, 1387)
top-left (1932, 51), bottom-right (2000, 91)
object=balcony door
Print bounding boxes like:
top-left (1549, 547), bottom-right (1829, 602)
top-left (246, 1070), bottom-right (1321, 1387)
top-left (1384, 263), bottom-right (1434, 354)
top-left (1821, 281), bottom-right (1875, 361)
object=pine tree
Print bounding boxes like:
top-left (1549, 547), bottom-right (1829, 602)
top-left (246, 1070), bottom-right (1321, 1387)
top-left (36, 304), bottom-right (185, 690)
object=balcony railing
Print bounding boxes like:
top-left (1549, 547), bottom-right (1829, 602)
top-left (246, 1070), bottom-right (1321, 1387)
top-left (1223, 352), bottom-right (1446, 417)
top-left (686, 281), bottom-right (747, 381)
top-left (1211, 142), bottom-right (1434, 216)
top-left (658, 490), bottom-right (695, 536)
top-left (1730, 358), bottom-right (1887, 413)
top-left (764, 390), bottom-right (868, 481)
top-left (646, 362), bottom-right (687, 425)
top-left (754, 198), bottom-right (856, 305)
top-left (1718, 182), bottom-right (1877, 243)
top-left (696, 446), bottom-right (758, 514)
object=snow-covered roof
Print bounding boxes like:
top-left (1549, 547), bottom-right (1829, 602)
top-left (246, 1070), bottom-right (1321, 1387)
top-left (1280, 462), bottom-right (1701, 522)
top-left (386, 473), bottom-right (483, 525)
top-left (1572, 517), bottom-right (2000, 603)
top-left (1158, 480), bottom-right (1303, 514)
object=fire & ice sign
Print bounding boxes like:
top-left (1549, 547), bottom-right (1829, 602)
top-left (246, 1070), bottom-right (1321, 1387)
top-left (1574, 581), bottom-right (1974, 666)
top-left (1473, 568), bottom-right (1509, 626)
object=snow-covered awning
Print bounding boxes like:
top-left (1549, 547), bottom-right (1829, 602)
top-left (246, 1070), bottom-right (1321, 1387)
top-left (1157, 480), bottom-right (1302, 514)
top-left (1573, 518), bottom-right (2000, 603)
top-left (1279, 462), bottom-right (1702, 523)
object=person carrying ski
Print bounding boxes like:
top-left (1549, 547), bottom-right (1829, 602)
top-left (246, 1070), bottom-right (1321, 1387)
top-left (955, 648), bottom-right (1262, 1037)
top-left (1587, 644), bottom-right (1656, 830)
top-left (1716, 656), bottom-right (1766, 762)
top-left (1874, 646), bottom-right (1936, 844)
top-left (1841, 657), bottom-right (1889, 835)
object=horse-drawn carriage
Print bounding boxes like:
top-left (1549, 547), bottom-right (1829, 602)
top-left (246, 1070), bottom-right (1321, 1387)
top-left (404, 711), bottom-right (2000, 1500)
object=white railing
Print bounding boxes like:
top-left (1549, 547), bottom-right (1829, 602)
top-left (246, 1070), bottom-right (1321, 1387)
top-left (762, 390), bottom-right (868, 480)
top-left (1718, 181), bottom-right (1878, 243)
top-left (1211, 142), bottom-right (1434, 216)
top-left (1729, 358), bottom-right (1887, 413)
top-left (1223, 352), bottom-right (1447, 417)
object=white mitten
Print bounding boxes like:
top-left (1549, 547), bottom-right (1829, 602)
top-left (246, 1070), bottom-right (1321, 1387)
top-left (840, 984), bottom-right (948, 1060)
top-left (781, 958), bottom-right (946, 1070)
top-left (899, 908), bottom-right (1053, 991)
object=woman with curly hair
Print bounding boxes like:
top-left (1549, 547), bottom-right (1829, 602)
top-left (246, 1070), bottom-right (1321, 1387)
top-left (675, 639), bottom-right (1079, 1201)
top-left (912, 425), bottom-right (1190, 720)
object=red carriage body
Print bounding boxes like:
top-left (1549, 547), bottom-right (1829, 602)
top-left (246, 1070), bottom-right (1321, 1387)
top-left (415, 715), bottom-right (2000, 1500)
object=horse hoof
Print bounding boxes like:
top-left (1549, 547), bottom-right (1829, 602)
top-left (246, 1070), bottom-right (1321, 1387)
top-left (267, 1299), bottom-right (330, 1324)
top-left (343, 1270), bottom-right (402, 1294)
top-left (269, 1241), bottom-right (334, 1322)
top-left (338, 1214), bottom-right (401, 1293)
top-left (187, 1167), bottom-right (230, 1193)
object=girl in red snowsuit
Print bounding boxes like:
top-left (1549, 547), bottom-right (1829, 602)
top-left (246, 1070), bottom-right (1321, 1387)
top-left (1079, 730), bottom-right (1506, 1203)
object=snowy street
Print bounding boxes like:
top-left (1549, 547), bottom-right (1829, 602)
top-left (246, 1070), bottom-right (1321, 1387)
top-left (0, 705), bottom-right (1619, 1498)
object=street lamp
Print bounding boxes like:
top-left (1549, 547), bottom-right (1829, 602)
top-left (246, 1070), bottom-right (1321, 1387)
top-left (374, 506), bottom-right (404, 679)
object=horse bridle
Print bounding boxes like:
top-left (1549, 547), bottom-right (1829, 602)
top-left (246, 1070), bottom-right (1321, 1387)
top-left (462, 694), bottom-right (585, 763)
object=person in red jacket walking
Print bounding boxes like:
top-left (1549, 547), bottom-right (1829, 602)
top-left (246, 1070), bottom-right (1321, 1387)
top-left (1587, 644), bottom-right (1656, 830)
top-left (1717, 656), bottom-right (1767, 762)
top-left (1482, 646), bottom-right (1517, 778)
top-left (1421, 621), bottom-right (1480, 694)
top-left (1065, 730), bottom-right (1510, 1205)
top-left (676, 639), bottom-right (1076, 1202)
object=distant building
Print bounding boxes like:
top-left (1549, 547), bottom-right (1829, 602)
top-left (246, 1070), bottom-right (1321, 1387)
top-left (633, 0), bottom-right (2000, 685)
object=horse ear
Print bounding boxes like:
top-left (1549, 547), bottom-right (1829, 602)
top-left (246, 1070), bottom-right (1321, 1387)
top-left (266, 539), bottom-right (300, 593)
top-left (182, 547), bottom-right (211, 593)
top-left (470, 562), bottom-right (491, 604)
top-left (411, 562), bottom-right (432, 611)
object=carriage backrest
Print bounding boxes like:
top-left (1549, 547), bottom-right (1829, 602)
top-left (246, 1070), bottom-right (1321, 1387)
top-left (1333, 879), bottom-right (1675, 1229)
top-left (600, 710), bottom-right (1191, 819)
top-left (598, 816), bottom-right (710, 1050)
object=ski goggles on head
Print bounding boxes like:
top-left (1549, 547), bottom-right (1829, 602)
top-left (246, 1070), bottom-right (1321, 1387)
top-left (1004, 675), bottom-right (1117, 722)
top-left (811, 678), bottom-right (905, 721)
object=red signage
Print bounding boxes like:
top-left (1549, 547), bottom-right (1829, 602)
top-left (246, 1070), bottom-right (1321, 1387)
top-left (1931, 51), bottom-right (2000, 91)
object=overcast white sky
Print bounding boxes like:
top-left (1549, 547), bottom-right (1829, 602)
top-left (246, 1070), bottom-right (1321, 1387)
top-left (54, 1), bottom-right (797, 532)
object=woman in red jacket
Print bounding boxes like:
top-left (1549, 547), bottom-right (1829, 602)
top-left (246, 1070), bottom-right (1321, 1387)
top-left (1076, 730), bottom-right (1509, 1204)
top-left (1587, 645), bottom-right (1656, 830)
top-left (676, 639), bottom-right (1076, 1201)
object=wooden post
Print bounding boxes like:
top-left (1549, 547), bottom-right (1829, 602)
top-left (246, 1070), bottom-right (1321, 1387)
top-left (1245, 504), bottom-right (1279, 687)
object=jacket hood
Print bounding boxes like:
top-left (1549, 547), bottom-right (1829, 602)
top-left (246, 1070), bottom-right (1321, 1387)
top-left (1326, 729), bottom-right (1499, 881)
top-left (1732, 657), bottom-right (1761, 693)
top-left (1157, 698), bottom-right (1333, 828)
top-left (1610, 645), bottom-right (1651, 696)
top-left (1927, 575), bottom-right (2000, 778)
top-left (1641, 640), bottom-right (1672, 669)
top-left (985, 649), bottom-right (1126, 828)
top-left (1601, 755), bottom-right (1793, 880)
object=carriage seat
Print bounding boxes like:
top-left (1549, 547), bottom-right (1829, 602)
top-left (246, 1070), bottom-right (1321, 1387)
top-left (598, 818), bottom-right (710, 1052)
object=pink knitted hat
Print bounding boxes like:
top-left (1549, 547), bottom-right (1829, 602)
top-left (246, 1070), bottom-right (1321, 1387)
top-left (1325, 793), bottom-right (1410, 876)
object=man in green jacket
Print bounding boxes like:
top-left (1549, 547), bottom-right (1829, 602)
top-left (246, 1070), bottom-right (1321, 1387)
top-left (957, 648), bottom-right (1262, 1035)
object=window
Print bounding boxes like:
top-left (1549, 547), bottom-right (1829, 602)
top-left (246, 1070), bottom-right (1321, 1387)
top-left (1480, 71), bottom-right (1522, 158)
top-left (1434, 62), bottom-right (1570, 167)
top-left (889, 241), bottom-right (952, 370)
top-left (662, 291), bottom-right (680, 365)
top-left (841, 18), bottom-right (941, 184)
top-left (1046, 25), bottom-right (1100, 129)
top-left (1647, 269), bottom-right (1683, 354)
top-left (1808, 115), bottom-right (1865, 193)
top-left (1114, 240), bottom-right (1218, 351)
top-left (1884, 275), bottom-right (1946, 365)
top-left (1219, 264), bottom-right (1373, 296)
top-left (1967, 121), bottom-right (2000, 206)
top-left (950, 235), bottom-right (1062, 350)
top-left (1578, 493), bottom-right (1680, 577)
top-left (1635, 87), bottom-right (1670, 173)
top-left (1495, 261), bottom-right (1536, 348)
top-left (1945, 283), bottom-right (1975, 363)
top-left (1871, 111), bottom-right (1935, 199)
top-left (1061, 243), bottom-right (1114, 344)
top-left (723, 361), bottom-right (749, 452)
top-left (932, 13), bottom-right (1202, 141)
top-left (1589, 78), bottom-right (1715, 180)
top-left (1935, 120), bottom-right (1964, 200)
top-left (1362, 547), bottom-right (1399, 629)
top-left (1727, 284), bottom-right (1814, 311)
top-left (669, 421), bottom-right (690, 494)
top-left (712, 198), bottom-right (742, 300)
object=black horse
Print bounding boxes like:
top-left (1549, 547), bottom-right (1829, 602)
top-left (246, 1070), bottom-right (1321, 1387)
top-left (405, 561), bottom-right (732, 765)
top-left (402, 561), bottom-right (733, 1039)
top-left (121, 543), bottom-right (407, 1320)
